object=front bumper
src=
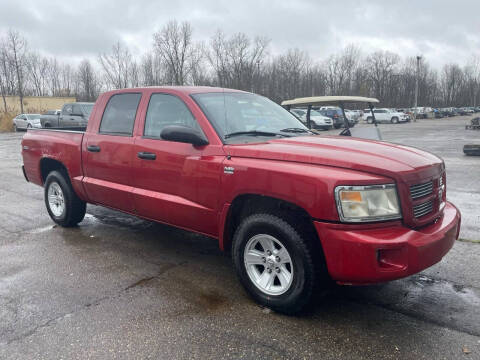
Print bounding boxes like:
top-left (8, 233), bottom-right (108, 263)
top-left (314, 202), bottom-right (461, 285)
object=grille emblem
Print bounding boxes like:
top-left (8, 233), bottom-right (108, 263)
top-left (224, 166), bottom-right (234, 174)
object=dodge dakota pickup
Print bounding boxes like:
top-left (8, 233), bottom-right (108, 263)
top-left (21, 87), bottom-right (461, 314)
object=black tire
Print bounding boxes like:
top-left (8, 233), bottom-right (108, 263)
top-left (13, 123), bottom-right (17, 132)
top-left (367, 117), bottom-right (373, 124)
top-left (44, 170), bottom-right (86, 227)
top-left (391, 117), bottom-right (399, 124)
top-left (232, 213), bottom-right (321, 314)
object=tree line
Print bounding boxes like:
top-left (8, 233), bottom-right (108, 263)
top-left (1, 21), bottom-right (479, 113)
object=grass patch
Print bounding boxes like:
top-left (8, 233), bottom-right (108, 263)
top-left (457, 238), bottom-right (480, 244)
top-left (0, 112), bottom-right (15, 132)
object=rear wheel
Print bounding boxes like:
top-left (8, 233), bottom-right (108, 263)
top-left (391, 117), bottom-right (399, 124)
top-left (232, 213), bottom-right (321, 314)
top-left (367, 117), bottom-right (373, 124)
top-left (44, 170), bottom-right (86, 227)
top-left (13, 123), bottom-right (17, 132)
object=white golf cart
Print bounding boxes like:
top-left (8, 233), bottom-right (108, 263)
top-left (281, 96), bottom-right (382, 140)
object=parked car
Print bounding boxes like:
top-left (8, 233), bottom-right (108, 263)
top-left (21, 87), bottom-right (461, 314)
top-left (363, 108), bottom-right (409, 124)
top-left (434, 109), bottom-right (444, 118)
top-left (439, 108), bottom-right (452, 117)
top-left (345, 110), bottom-right (361, 123)
top-left (40, 102), bottom-right (94, 128)
top-left (290, 108), bottom-right (333, 130)
top-left (461, 107), bottom-right (474, 115)
top-left (318, 107), bottom-right (355, 129)
top-left (411, 107), bottom-right (429, 119)
top-left (13, 113), bottom-right (42, 131)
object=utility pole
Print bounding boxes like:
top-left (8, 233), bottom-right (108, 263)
top-left (413, 55), bottom-right (421, 122)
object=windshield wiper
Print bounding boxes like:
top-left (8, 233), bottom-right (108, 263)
top-left (224, 130), bottom-right (290, 139)
top-left (280, 127), bottom-right (313, 134)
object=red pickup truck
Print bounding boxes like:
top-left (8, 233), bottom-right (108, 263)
top-left (21, 87), bottom-right (461, 314)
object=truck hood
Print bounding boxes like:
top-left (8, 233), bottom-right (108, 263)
top-left (224, 135), bottom-right (443, 183)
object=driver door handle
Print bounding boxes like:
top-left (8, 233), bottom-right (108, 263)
top-left (87, 145), bottom-right (101, 152)
top-left (137, 151), bottom-right (156, 160)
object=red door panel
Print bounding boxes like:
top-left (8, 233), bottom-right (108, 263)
top-left (132, 138), bottom-right (224, 236)
top-left (83, 134), bottom-right (135, 212)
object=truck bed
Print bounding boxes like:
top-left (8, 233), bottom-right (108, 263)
top-left (22, 128), bottom-right (86, 199)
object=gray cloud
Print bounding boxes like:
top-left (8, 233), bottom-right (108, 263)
top-left (1, 0), bottom-right (479, 67)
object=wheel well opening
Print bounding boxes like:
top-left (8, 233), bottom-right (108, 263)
top-left (40, 158), bottom-right (67, 184)
top-left (223, 194), bottom-right (319, 254)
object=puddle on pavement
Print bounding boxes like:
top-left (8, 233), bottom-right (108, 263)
top-left (336, 273), bottom-right (480, 336)
top-left (25, 225), bottom-right (56, 234)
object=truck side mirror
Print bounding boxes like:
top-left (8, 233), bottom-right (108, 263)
top-left (160, 125), bottom-right (209, 146)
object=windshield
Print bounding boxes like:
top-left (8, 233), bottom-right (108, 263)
top-left (26, 114), bottom-right (41, 120)
top-left (310, 110), bottom-right (324, 117)
top-left (192, 92), bottom-right (308, 142)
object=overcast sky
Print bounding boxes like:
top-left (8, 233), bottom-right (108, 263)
top-left (1, 0), bottom-right (479, 68)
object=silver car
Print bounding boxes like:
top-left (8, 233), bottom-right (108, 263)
top-left (13, 114), bottom-right (42, 131)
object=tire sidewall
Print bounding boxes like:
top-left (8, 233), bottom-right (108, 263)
top-left (233, 215), bottom-right (314, 312)
top-left (44, 171), bottom-right (73, 225)
top-left (367, 117), bottom-right (373, 124)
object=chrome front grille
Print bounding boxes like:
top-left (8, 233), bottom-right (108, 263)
top-left (410, 181), bottom-right (433, 199)
top-left (413, 200), bottom-right (433, 218)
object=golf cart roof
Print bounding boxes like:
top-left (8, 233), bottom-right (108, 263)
top-left (281, 96), bottom-right (380, 107)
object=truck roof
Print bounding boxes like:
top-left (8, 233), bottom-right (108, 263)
top-left (101, 86), bottom-right (247, 96)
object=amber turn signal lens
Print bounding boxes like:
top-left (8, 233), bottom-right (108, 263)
top-left (340, 191), bottom-right (363, 202)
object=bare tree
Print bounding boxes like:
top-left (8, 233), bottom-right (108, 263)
top-left (208, 31), bottom-right (269, 91)
top-left (26, 52), bottom-right (49, 96)
top-left (0, 40), bottom-right (11, 112)
top-left (153, 20), bottom-right (195, 85)
top-left (76, 59), bottom-right (99, 101)
top-left (98, 41), bottom-right (134, 89)
top-left (5, 29), bottom-right (28, 113)
top-left (440, 63), bottom-right (464, 106)
top-left (364, 51), bottom-right (400, 100)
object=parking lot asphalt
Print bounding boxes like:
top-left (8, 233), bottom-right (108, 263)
top-left (0, 117), bottom-right (479, 359)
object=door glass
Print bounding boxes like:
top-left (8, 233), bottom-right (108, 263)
top-left (63, 105), bottom-right (73, 115)
top-left (72, 104), bottom-right (83, 115)
top-left (99, 93), bottom-right (142, 136)
top-left (144, 93), bottom-right (200, 139)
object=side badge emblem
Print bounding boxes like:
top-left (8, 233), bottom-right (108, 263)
top-left (224, 166), bottom-right (234, 174)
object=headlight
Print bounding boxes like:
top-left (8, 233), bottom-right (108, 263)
top-left (335, 184), bottom-right (401, 222)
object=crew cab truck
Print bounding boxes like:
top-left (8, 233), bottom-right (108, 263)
top-left (40, 102), bottom-right (94, 128)
top-left (21, 87), bottom-right (461, 314)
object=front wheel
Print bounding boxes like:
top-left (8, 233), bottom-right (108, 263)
top-left (232, 213), bottom-right (320, 314)
top-left (13, 123), bottom-right (17, 132)
top-left (391, 117), bottom-right (399, 124)
top-left (44, 170), bottom-right (86, 227)
top-left (366, 117), bottom-right (373, 124)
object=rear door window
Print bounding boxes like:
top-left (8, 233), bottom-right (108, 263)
top-left (72, 104), bottom-right (83, 115)
top-left (99, 93), bottom-right (142, 136)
